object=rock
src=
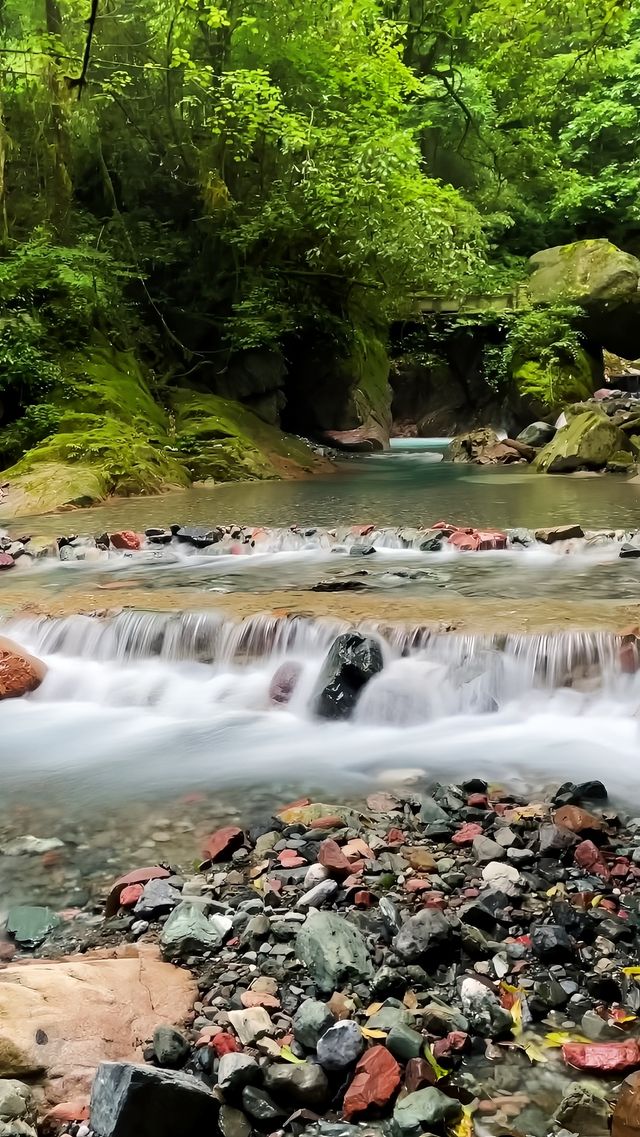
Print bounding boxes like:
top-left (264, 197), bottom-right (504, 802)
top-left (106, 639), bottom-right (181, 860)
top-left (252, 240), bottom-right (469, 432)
top-left (218, 1104), bottom-right (252, 1137)
top-left (152, 1027), bottom-right (189, 1069)
top-left (563, 1040), bottom-right (640, 1073)
top-left (0, 637), bottom-right (47, 701)
top-left (105, 867), bottom-right (171, 918)
top-left (296, 880), bottom-right (338, 909)
top-left (316, 1021), bottom-right (364, 1070)
top-left (367, 1004), bottom-right (412, 1032)
top-left (554, 804), bottom-right (604, 834)
top-left (109, 531), bottom-right (142, 550)
top-left (201, 827), bottom-right (244, 864)
top-left (263, 1062), bottom-right (329, 1108)
top-left (481, 861), bottom-right (521, 896)
top-left (318, 839), bottom-right (353, 875)
top-left (6, 906), bottom-right (61, 948)
top-left (613, 1070), bottom-right (640, 1136)
top-left (292, 1000), bottom-right (336, 1050)
top-left (385, 1025), bottom-right (424, 1062)
top-left (241, 1086), bottom-right (286, 1123)
top-left (393, 910), bottom-right (454, 963)
top-left (269, 662), bottom-right (302, 705)
top-left (295, 912), bottom-right (373, 993)
top-left (402, 847), bottom-right (437, 872)
top-left (535, 410), bottom-right (630, 473)
top-left (343, 1046), bottom-right (401, 1120)
top-left (620, 543), bottom-right (640, 559)
top-left (227, 1008), bottom-right (273, 1045)
top-left (134, 879), bottom-right (181, 920)
top-left (321, 427), bottom-right (387, 452)
top-left (0, 946), bottom-right (195, 1103)
top-left (0, 1080), bottom-right (35, 1129)
top-left (472, 835), bottom-right (505, 863)
top-left (575, 839), bottom-right (610, 879)
top-left (0, 836), bottom-right (63, 857)
top-left (517, 421), bottom-right (556, 447)
top-left (312, 632), bottom-right (384, 719)
top-left (538, 823), bottom-right (579, 856)
top-left (531, 924), bottom-right (574, 963)
top-left (393, 1086), bottom-right (462, 1135)
top-left (89, 1061), bottom-right (218, 1137)
top-left (535, 524), bottom-right (585, 543)
top-left (459, 976), bottom-right (512, 1038)
top-left (159, 901), bottom-right (231, 958)
top-left (217, 1054), bottom-right (260, 1095)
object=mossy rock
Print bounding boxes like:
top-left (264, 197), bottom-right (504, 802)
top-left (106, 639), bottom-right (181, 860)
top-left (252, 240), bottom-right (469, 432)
top-left (607, 450), bottom-right (634, 472)
top-left (534, 409), bottom-right (632, 473)
top-left (527, 240), bottom-right (640, 306)
top-left (512, 351), bottom-right (597, 416)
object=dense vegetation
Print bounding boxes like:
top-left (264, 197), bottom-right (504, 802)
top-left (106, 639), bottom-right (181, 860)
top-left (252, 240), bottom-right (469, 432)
top-left (0, 0), bottom-right (637, 503)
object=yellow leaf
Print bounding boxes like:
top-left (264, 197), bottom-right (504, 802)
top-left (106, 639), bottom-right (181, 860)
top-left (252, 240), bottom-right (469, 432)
top-left (546, 883), bottom-right (565, 898)
top-left (403, 990), bottom-right (419, 1010)
top-left (279, 1045), bottom-right (305, 1064)
top-left (423, 1045), bottom-right (448, 1081)
top-left (622, 967), bottom-right (640, 976)
top-left (521, 1038), bottom-right (549, 1064)
top-left (591, 895), bottom-right (603, 908)
top-left (449, 1104), bottom-right (475, 1137)
top-left (362, 1028), bottom-right (387, 1039)
top-left (544, 1030), bottom-right (591, 1048)
top-left (365, 1002), bottom-right (383, 1017)
top-left (510, 996), bottom-right (523, 1037)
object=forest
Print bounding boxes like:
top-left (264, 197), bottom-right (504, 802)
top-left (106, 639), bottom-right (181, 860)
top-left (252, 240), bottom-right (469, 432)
top-left (0, 0), bottom-right (638, 508)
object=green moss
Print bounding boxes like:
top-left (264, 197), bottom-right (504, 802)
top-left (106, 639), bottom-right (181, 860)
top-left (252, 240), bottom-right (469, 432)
top-left (528, 240), bottom-right (640, 306)
top-left (534, 409), bottom-right (631, 473)
top-left (513, 350), bottom-right (596, 413)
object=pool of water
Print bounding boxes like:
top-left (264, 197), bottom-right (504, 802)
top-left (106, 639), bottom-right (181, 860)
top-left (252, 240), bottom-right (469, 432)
top-left (9, 456), bottom-right (640, 538)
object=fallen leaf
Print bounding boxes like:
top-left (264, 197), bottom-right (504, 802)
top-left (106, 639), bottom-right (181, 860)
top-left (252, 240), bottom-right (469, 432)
top-left (279, 1045), bottom-right (305, 1064)
top-left (365, 1002), bottom-right (383, 1016)
top-left (362, 1028), bottom-right (387, 1040)
top-left (423, 1045), bottom-right (448, 1081)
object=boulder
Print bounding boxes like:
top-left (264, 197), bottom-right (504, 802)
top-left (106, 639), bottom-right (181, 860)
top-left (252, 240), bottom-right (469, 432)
top-left (613, 1070), bottom-right (640, 1136)
top-left (393, 1087), bottom-right (462, 1135)
top-left (312, 632), bottom-right (384, 720)
top-left (159, 901), bottom-right (231, 958)
top-left (268, 662), bottom-right (302, 705)
top-left (263, 1062), bottom-right (329, 1108)
top-left (295, 912), bottom-right (373, 993)
top-left (0, 637), bottom-right (47, 701)
top-left (90, 1061), bottom-right (218, 1137)
top-left (448, 428), bottom-right (522, 464)
top-left (321, 425), bottom-right (387, 452)
top-left (0, 946), bottom-right (195, 1104)
top-left (534, 409), bottom-right (631, 473)
top-left (393, 910), bottom-right (455, 963)
top-left (517, 421), bottom-right (557, 447)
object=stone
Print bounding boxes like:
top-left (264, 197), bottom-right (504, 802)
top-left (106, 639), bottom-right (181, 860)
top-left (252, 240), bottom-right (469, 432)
top-left (0, 946), bottom-right (195, 1103)
top-left (159, 902), bottom-right (231, 958)
top-left (263, 1062), bottom-right (329, 1108)
top-left (134, 879), bottom-right (181, 920)
top-left (393, 910), bottom-right (454, 963)
top-left (554, 805), bottom-right (604, 833)
top-left (152, 1027), bottom-right (189, 1069)
top-left (422, 1002), bottom-right (469, 1036)
top-left (459, 976), bottom-right (512, 1038)
top-left (517, 421), bottom-right (556, 447)
top-left (0, 836), bottom-right (63, 857)
top-left (296, 880), bottom-right (338, 909)
top-left (105, 867), bottom-right (171, 918)
top-left (402, 847), bottom-right (437, 873)
top-left (575, 839), bottom-right (610, 879)
top-left (89, 1061), bottom-right (218, 1137)
top-left (472, 835), bottom-right (505, 863)
top-left (241, 1086), bottom-right (286, 1123)
top-left (535, 410), bottom-right (630, 473)
top-left (312, 632), bottom-right (384, 719)
top-left (217, 1054), bottom-right (260, 1095)
top-left (0, 1080), bottom-right (35, 1126)
top-left (0, 637), bottom-right (47, 701)
top-left (6, 907), bottom-right (61, 948)
top-left (109, 531), bottom-right (142, 550)
top-left (318, 839), bottom-right (353, 875)
top-left (613, 1070), bottom-right (640, 1136)
top-left (218, 1104), bottom-right (252, 1137)
top-left (201, 827), bottom-right (244, 864)
top-left (268, 661), bottom-right (302, 705)
top-left (393, 1087), bottom-right (462, 1135)
top-left (563, 1041), bottom-right (640, 1073)
top-left (535, 524), bottom-right (585, 543)
top-left (343, 1046), bottom-right (401, 1120)
top-left (292, 1000), bottom-right (336, 1050)
top-left (367, 1004), bottom-right (412, 1032)
top-left (531, 924), bottom-right (574, 963)
top-left (385, 1025), bottom-right (424, 1062)
top-left (295, 912), bottom-right (373, 993)
top-left (481, 861), bottom-right (521, 895)
top-left (227, 1008), bottom-right (273, 1045)
top-left (316, 1021), bottom-right (364, 1070)
top-left (538, 823), bottom-right (579, 856)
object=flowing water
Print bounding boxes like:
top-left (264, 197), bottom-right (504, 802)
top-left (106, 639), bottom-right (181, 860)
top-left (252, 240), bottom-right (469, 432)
top-left (3, 445), bottom-right (640, 892)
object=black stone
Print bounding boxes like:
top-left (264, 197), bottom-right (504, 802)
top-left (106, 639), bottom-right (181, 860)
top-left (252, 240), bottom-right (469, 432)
top-left (90, 1061), bottom-right (218, 1137)
top-left (531, 923), bottom-right (574, 963)
top-left (312, 632), bottom-right (384, 720)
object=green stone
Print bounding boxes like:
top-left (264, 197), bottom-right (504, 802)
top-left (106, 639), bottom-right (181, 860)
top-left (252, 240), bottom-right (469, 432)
top-left (295, 912), bottom-right (373, 993)
top-left (385, 1023), bottom-right (424, 1061)
top-left (6, 906), bottom-right (61, 948)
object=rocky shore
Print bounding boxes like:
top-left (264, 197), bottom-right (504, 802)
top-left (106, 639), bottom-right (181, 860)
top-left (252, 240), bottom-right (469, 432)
top-left (3, 777), bottom-right (640, 1136)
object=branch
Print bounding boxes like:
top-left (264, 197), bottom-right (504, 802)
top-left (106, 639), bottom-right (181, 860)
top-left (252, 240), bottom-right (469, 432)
top-left (66, 0), bottom-right (99, 98)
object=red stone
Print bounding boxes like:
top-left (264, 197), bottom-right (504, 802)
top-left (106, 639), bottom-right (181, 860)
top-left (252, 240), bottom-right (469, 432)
top-left (319, 838), bottom-right (352, 876)
top-left (201, 826), bottom-right (244, 864)
top-left (0, 553), bottom-right (14, 570)
top-left (342, 1045), bottom-right (401, 1120)
top-left (240, 991), bottom-right (280, 1009)
top-left (119, 883), bottom-right (144, 908)
top-left (468, 793), bottom-right (489, 808)
top-left (42, 850), bottom-right (63, 868)
top-left (0, 942), bottom-right (16, 961)
top-left (477, 529), bottom-right (508, 551)
top-left (431, 520), bottom-right (458, 535)
top-left (563, 1040), bottom-right (640, 1073)
top-left (449, 530), bottom-right (481, 551)
top-left (351, 524), bottom-right (375, 537)
top-left (269, 662), bottom-right (302, 706)
top-left (405, 879), bottom-right (432, 893)
top-left (433, 1031), bottom-right (468, 1058)
top-left (555, 805), bottom-right (604, 834)
top-left (278, 796), bottom-right (311, 812)
top-left (404, 1057), bottom-right (437, 1093)
top-left (354, 890), bottom-right (375, 907)
top-left (575, 839), bottom-right (610, 880)
top-left (422, 893), bottom-right (447, 910)
top-left (278, 850), bottom-right (306, 868)
top-left (386, 828), bottom-right (405, 845)
top-left (310, 815), bottom-right (344, 829)
top-left (105, 865), bottom-right (170, 917)
top-left (110, 530), bottom-right (142, 550)
top-left (42, 1100), bottom-right (90, 1126)
top-left (452, 822), bottom-right (483, 846)
top-left (211, 1032), bottom-right (239, 1056)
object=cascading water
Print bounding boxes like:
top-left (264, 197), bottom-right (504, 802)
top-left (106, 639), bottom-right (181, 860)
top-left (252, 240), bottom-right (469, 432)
top-left (1, 611), bottom-right (639, 809)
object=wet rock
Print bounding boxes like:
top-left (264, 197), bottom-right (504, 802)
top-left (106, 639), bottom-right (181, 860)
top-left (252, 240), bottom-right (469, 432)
top-left (219, 1103), bottom-right (252, 1137)
top-left (343, 1046), bottom-right (401, 1120)
top-left (0, 637), bottom-right (47, 701)
top-left (393, 910), bottom-right (455, 963)
top-left (613, 1070), bottom-right (640, 1136)
top-left (293, 1000), bottom-right (336, 1050)
top-left (393, 1086), bottom-right (462, 1135)
top-left (241, 1086), bottom-right (286, 1123)
top-left (6, 906), bottom-right (61, 948)
top-left (0, 835), bottom-right (63, 856)
top-left (535, 524), bottom-right (585, 543)
top-left (217, 1054), bottom-right (260, 1095)
top-left (159, 901), bottom-right (231, 958)
top-left (316, 1021), bottom-right (364, 1070)
top-left (263, 1062), bottom-right (329, 1108)
top-left (621, 543), bottom-right (640, 559)
top-left (90, 1060), bottom-right (218, 1137)
top-left (105, 866), bottom-right (171, 918)
top-left (269, 662), bottom-right (302, 706)
top-left (531, 924), bottom-right (574, 963)
top-left (152, 1027), bottom-right (189, 1069)
top-left (517, 422), bottom-right (556, 447)
top-left (312, 632), bottom-right (384, 720)
top-left (385, 1025), bottom-right (424, 1062)
top-left (109, 531), bottom-right (142, 550)
top-left (296, 912), bottom-right (373, 993)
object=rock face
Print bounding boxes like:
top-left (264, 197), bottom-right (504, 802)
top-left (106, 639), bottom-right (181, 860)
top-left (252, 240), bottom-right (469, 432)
top-left (90, 1061), bottom-right (218, 1137)
top-left (295, 912), bottom-right (373, 993)
top-left (0, 947), bottom-right (196, 1103)
top-left (312, 632), bottom-right (384, 720)
top-left (0, 637), bottom-right (47, 701)
top-left (527, 239), bottom-right (640, 357)
top-left (535, 409), bottom-right (631, 472)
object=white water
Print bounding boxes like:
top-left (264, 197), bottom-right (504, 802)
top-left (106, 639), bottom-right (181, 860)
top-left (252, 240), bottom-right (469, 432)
top-left (2, 613), bottom-right (640, 809)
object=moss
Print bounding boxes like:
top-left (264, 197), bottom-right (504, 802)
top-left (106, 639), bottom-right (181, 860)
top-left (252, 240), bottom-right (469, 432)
top-left (534, 409), bottom-right (631, 473)
top-left (513, 350), bottom-right (596, 414)
top-left (528, 240), bottom-right (640, 306)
